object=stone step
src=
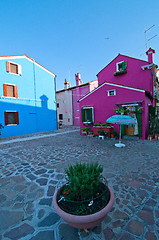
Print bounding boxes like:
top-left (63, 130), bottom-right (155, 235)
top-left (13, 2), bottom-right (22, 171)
top-left (123, 135), bottom-right (139, 140)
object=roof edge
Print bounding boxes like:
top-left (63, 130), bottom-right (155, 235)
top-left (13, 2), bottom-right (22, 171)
top-left (97, 53), bottom-right (149, 76)
top-left (0, 54), bottom-right (56, 77)
top-left (78, 82), bottom-right (145, 102)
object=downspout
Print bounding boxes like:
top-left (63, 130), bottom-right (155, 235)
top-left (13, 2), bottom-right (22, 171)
top-left (72, 90), bottom-right (74, 125)
top-left (33, 60), bottom-right (38, 132)
top-left (54, 75), bottom-right (58, 129)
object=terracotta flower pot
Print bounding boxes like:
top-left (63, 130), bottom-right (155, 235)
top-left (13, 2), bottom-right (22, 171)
top-left (53, 184), bottom-right (114, 229)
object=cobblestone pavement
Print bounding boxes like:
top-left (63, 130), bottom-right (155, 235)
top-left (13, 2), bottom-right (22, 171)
top-left (0, 126), bottom-right (159, 240)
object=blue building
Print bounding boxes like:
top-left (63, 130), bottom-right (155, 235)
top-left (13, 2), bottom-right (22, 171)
top-left (0, 54), bottom-right (57, 137)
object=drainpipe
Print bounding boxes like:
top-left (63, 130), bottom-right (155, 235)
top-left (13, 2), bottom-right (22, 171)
top-left (33, 60), bottom-right (38, 132)
top-left (72, 90), bottom-right (74, 125)
top-left (54, 75), bottom-right (58, 129)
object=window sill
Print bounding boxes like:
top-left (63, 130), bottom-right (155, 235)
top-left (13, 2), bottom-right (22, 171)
top-left (114, 70), bottom-right (127, 76)
top-left (7, 72), bottom-right (21, 76)
top-left (3, 96), bottom-right (17, 99)
top-left (6, 124), bottom-right (18, 126)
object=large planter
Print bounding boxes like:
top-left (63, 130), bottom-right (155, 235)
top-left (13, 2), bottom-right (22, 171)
top-left (53, 184), bottom-right (114, 229)
top-left (93, 126), bottom-right (114, 138)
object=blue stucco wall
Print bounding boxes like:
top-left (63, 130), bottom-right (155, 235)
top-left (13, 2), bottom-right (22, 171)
top-left (0, 56), bottom-right (57, 137)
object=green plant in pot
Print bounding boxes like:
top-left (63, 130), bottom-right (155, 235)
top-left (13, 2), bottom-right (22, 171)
top-left (97, 129), bottom-right (105, 136)
top-left (80, 127), bottom-right (90, 135)
top-left (53, 162), bottom-right (114, 229)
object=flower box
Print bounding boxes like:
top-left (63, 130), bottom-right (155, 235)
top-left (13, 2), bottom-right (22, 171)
top-left (93, 126), bottom-right (114, 138)
top-left (114, 70), bottom-right (127, 76)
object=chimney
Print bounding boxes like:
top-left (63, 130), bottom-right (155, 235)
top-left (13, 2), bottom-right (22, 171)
top-left (146, 48), bottom-right (155, 64)
top-left (64, 79), bottom-right (70, 89)
top-left (75, 73), bottom-right (82, 86)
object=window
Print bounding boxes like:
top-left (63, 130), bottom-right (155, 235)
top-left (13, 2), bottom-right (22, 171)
top-left (59, 114), bottom-right (63, 120)
top-left (116, 61), bottom-right (127, 72)
top-left (6, 61), bottom-right (22, 75)
top-left (108, 90), bottom-right (116, 96)
top-left (57, 103), bottom-right (59, 108)
top-left (81, 107), bottom-right (94, 123)
top-left (3, 84), bottom-right (18, 98)
top-left (4, 112), bottom-right (19, 125)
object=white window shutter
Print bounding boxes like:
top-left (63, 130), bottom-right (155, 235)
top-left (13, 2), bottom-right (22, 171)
top-left (18, 64), bottom-right (22, 75)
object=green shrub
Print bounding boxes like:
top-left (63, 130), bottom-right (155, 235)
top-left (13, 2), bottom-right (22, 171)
top-left (64, 162), bottom-right (103, 200)
top-left (80, 127), bottom-right (90, 133)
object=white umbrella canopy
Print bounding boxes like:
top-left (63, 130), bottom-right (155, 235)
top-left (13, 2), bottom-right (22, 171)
top-left (106, 114), bottom-right (137, 148)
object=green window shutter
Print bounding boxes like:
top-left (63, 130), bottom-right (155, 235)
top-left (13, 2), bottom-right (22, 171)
top-left (90, 108), bottom-right (93, 122)
top-left (122, 61), bottom-right (127, 70)
top-left (135, 107), bottom-right (142, 137)
top-left (81, 109), bottom-right (85, 122)
top-left (121, 125), bottom-right (125, 136)
top-left (149, 105), bottom-right (155, 118)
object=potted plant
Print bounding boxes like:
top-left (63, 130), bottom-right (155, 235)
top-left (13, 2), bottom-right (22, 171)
top-left (97, 129), bottom-right (105, 138)
top-left (147, 128), bottom-right (154, 140)
top-left (137, 106), bottom-right (143, 113)
top-left (110, 130), bottom-right (118, 139)
top-left (114, 108), bottom-right (119, 114)
top-left (80, 127), bottom-right (90, 135)
top-left (87, 130), bottom-right (94, 137)
top-left (83, 120), bottom-right (92, 126)
top-left (53, 162), bottom-right (114, 229)
top-left (113, 107), bottom-right (126, 115)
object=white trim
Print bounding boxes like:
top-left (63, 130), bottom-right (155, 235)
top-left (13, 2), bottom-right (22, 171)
top-left (141, 63), bottom-right (154, 70)
top-left (82, 106), bottom-right (94, 123)
top-left (5, 124), bottom-right (18, 126)
top-left (147, 51), bottom-right (153, 55)
top-left (116, 61), bottom-right (124, 72)
top-left (83, 106), bottom-right (94, 109)
top-left (4, 83), bottom-right (16, 86)
top-left (7, 61), bottom-right (22, 76)
top-left (5, 110), bottom-right (17, 112)
top-left (79, 82), bottom-right (145, 102)
top-left (122, 103), bottom-right (139, 107)
top-left (105, 83), bottom-right (145, 92)
top-left (0, 56), bottom-right (55, 77)
top-left (0, 56), bottom-right (25, 60)
top-left (107, 89), bottom-right (116, 96)
top-left (0, 96), bottom-right (42, 101)
top-left (27, 57), bottom-right (56, 76)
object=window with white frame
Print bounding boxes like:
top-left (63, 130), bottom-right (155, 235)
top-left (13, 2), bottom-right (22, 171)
top-left (108, 90), bottom-right (116, 96)
top-left (81, 107), bottom-right (94, 123)
top-left (116, 61), bottom-right (127, 72)
top-left (6, 61), bottom-right (22, 75)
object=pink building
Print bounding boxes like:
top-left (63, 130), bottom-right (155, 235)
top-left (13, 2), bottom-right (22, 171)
top-left (56, 74), bottom-right (98, 126)
top-left (79, 48), bottom-right (159, 139)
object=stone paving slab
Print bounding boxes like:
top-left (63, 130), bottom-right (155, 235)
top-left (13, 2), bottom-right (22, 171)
top-left (0, 126), bottom-right (159, 239)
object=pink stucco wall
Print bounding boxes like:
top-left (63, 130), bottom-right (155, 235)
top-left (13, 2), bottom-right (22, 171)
top-left (79, 83), bottom-right (148, 139)
top-left (97, 55), bottom-right (153, 96)
top-left (89, 80), bottom-right (98, 92)
top-left (73, 81), bottom-right (98, 125)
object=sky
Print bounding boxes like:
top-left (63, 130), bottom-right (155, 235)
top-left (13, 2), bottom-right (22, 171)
top-left (0, 0), bottom-right (159, 90)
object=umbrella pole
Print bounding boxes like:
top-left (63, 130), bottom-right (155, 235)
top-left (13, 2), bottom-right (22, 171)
top-left (119, 125), bottom-right (122, 144)
top-left (115, 124), bottom-right (125, 147)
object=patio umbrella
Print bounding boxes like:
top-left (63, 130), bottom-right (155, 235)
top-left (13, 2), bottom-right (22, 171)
top-left (106, 115), bottom-right (137, 148)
